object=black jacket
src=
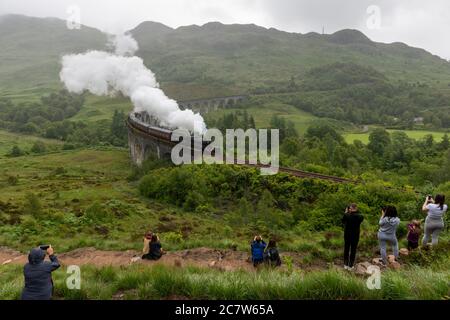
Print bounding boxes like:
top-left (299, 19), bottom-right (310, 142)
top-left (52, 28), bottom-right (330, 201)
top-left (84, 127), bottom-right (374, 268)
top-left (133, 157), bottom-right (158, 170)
top-left (21, 248), bottom-right (60, 300)
top-left (342, 212), bottom-right (364, 238)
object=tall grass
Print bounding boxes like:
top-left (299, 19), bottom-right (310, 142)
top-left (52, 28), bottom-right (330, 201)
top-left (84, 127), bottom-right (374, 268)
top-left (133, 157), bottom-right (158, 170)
top-left (1, 263), bottom-right (448, 300)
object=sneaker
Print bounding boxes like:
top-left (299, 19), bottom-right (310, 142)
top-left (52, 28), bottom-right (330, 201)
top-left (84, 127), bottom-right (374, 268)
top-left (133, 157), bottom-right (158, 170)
top-left (343, 265), bottom-right (349, 270)
top-left (348, 266), bottom-right (355, 271)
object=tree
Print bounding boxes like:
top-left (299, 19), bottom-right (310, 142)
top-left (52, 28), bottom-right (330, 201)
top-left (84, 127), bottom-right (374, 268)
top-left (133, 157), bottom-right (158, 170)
top-left (305, 124), bottom-right (344, 144)
top-left (368, 128), bottom-right (391, 156)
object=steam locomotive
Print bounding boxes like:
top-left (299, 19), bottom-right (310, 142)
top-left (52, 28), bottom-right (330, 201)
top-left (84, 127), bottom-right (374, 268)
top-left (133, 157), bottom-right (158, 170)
top-left (127, 112), bottom-right (210, 150)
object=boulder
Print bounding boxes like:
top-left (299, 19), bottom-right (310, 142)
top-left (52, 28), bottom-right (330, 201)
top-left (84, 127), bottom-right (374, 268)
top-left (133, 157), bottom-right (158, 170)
top-left (355, 263), bottom-right (367, 276)
top-left (389, 260), bottom-right (401, 270)
top-left (372, 258), bottom-right (383, 265)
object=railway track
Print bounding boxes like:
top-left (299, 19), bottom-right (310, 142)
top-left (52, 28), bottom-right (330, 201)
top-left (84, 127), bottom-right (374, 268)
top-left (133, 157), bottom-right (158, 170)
top-left (127, 114), bottom-right (356, 184)
top-left (128, 116), bottom-right (425, 194)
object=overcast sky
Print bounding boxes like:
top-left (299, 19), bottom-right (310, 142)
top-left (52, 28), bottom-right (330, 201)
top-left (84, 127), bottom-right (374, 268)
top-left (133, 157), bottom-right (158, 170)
top-left (1, 0), bottom-right (449, 59)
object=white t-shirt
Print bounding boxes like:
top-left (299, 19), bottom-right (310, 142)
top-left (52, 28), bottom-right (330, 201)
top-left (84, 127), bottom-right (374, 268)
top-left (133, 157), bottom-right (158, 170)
top-left (426, 203), bottom-right (448, 220)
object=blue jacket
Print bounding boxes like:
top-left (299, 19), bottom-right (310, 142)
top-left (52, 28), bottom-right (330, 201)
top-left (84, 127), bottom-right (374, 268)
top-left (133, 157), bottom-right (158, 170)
top-left (251, 240), bottom-right (267, 261)
top-left (21, 248), bottom-right (60, 300)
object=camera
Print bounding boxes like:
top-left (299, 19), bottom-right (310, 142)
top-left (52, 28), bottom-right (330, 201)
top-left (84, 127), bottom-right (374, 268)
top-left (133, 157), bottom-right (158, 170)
top-left (39, 245), bottom-right (50, 250)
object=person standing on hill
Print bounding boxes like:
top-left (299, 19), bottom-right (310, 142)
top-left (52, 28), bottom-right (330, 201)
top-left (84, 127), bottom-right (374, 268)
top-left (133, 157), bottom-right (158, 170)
top-left (342, 203), bottom-right (364, 270)
top-left (378, 206), bottom-right (400, 266)
top-left (407, 220), bottom-right (421, 250)
top-left (422, 194), bottom-right (447, 246)
top-left (21, 246), bottom-right (60, 300)
top-left (251, 235), bottom-right (267, 267)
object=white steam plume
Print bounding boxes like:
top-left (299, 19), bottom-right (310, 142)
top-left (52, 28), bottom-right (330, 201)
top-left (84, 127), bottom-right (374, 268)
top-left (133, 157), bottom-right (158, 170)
top-left (109, 33), bottom-right (138, 56)
top-left (59, 34), bottom-right (206, 134)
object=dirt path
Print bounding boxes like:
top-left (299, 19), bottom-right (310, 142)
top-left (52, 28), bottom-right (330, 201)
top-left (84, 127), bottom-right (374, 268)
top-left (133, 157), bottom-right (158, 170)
top-left (0, 246), bottom-right (327, 272)
top-left (0, 247), bottom-right (263, 271)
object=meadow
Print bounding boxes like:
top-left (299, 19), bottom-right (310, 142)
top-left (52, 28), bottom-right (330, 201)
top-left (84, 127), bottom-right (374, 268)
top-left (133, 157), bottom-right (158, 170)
top-left (0, 130), bottom-right (63, 156)
top-left (344, 129), bottom-right (448, 144)
top-left (1, 257), bottom-right (449, 300)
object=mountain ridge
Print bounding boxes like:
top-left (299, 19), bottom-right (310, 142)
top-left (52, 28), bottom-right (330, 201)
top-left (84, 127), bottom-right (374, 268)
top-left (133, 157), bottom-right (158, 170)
top-left (1, 14), bottom-right (450, 97)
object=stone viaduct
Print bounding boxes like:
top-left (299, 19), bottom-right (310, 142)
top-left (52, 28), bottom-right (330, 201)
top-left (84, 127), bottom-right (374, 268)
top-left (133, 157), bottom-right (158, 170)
top-left (127, 95), bottom-right (247, 166)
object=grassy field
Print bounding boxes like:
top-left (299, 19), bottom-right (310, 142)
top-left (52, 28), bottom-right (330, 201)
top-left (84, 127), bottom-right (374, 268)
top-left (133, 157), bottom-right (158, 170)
top-left (1, 259), bottom-right (448, 300)
top-left (0, 118), bottom-right (449, 300)
top-left (344, 129), bottom-right (449, 144)
top-left (0, 130), bottom-right (63, 157)
top-left (205, 100), bottom-right (348, 134)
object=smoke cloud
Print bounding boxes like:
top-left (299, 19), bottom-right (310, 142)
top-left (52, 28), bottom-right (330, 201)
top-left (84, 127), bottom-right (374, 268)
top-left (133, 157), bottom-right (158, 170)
top-left (109, 33), bottom-right (139, 56)
top-left (59, 34), bottom-right (207, 134)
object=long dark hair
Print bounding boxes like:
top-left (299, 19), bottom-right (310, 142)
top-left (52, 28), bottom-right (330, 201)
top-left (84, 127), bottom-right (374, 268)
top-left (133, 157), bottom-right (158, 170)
top-left (267, 240), bottom-right (277, 248)
top-left (434, 194), bottom-right (446, 210)
top-left (384, 205), bottom-right (398, 218)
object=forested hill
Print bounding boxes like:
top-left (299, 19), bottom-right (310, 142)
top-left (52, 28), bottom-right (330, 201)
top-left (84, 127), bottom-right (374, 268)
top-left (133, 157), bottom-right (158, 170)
top-left (1, 14), bottom-right (450, 96)
top-left (129, 21), bottom-right (450, 92)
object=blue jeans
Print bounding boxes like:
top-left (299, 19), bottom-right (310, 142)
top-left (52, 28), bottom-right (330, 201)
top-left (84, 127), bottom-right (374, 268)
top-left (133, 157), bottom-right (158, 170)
top-left (378, 232), bottom-right (398, 264)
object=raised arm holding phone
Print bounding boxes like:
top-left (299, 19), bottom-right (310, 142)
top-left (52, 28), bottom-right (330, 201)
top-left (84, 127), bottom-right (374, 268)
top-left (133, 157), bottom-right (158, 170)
top-left (21, 245), bottom-right (60, 300)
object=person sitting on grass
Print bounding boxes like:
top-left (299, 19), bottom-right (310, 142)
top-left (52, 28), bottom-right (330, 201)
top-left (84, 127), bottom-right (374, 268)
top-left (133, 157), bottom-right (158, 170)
top-left (141, 231), bottom-right (153, 259)
top-left (21, 246), bottom-right (60, 300)
top-left (378, 206), bottom-right (400, 266)
top-left (342, 203), bottom-right (364, 271)
top-left (407, 219), bottom-right (421, 251)
top-left (264, 239), bottom-right (282, 267)
top-left (251, 235), bottom-right (267, 267)
top-left (142, 234), bottom-right (164, 260)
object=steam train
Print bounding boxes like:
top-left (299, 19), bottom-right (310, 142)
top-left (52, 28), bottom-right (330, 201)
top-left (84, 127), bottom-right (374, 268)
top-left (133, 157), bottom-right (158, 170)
top-left (128, 112), bottom-right (173, 142)
top-left (127, 112), bottom-right (210, 150)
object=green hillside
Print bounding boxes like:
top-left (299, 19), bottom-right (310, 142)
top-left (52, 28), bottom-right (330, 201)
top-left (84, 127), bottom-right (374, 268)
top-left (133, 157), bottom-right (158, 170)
top-left (2, 14), bottom-right (450, 100)
top-left (130, 21), bottom-right (450, 96)
top-left (0, 14), bottom-right (107, 94)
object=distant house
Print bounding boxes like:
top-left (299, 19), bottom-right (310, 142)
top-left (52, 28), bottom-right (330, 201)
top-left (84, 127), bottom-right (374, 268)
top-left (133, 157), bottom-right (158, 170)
top-left (413, 117), bottom-right (424, 124)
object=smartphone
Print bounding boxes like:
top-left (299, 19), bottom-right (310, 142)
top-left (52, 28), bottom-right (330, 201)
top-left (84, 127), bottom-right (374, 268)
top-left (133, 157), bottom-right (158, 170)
top-left (39, 245), bottom-right (50, 250)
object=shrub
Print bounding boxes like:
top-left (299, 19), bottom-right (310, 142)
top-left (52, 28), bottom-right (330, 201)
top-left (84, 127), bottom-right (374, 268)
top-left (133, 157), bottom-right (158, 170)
top-left (7, 175), bottom-right (18, 186)
top-left (9, 145), bottom-right (24, 157)
top-left (82, 202), bottom-right (112, 223)
top-left (23, 193), bottom-right (43, 218)
top-left (31, 141), bottom-right (47, 153)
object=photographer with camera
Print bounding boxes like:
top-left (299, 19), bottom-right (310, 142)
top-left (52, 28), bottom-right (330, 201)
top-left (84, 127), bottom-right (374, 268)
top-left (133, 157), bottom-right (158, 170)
top-left (21, 245), bottom-right (60, 300)
top-left (341, 203), bottom-right (364, 270)
top-left (251, 235), bottom-right (267, 267)
top-left (422, 194), bottom-right (447, 246)
top-left (378, 206), bottom-right (400, 266)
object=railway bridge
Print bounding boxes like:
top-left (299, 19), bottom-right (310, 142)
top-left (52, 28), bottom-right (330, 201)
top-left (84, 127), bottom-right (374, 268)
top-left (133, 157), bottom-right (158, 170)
top-left (178, 95), bottom-right (248, 113)
top-left (126, 102), bottom-right (355, 184)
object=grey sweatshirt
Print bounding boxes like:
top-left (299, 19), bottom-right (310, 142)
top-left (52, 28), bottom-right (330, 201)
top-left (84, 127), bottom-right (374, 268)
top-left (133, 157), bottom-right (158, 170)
top-left (378, 216), bottom-right (400, 235)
